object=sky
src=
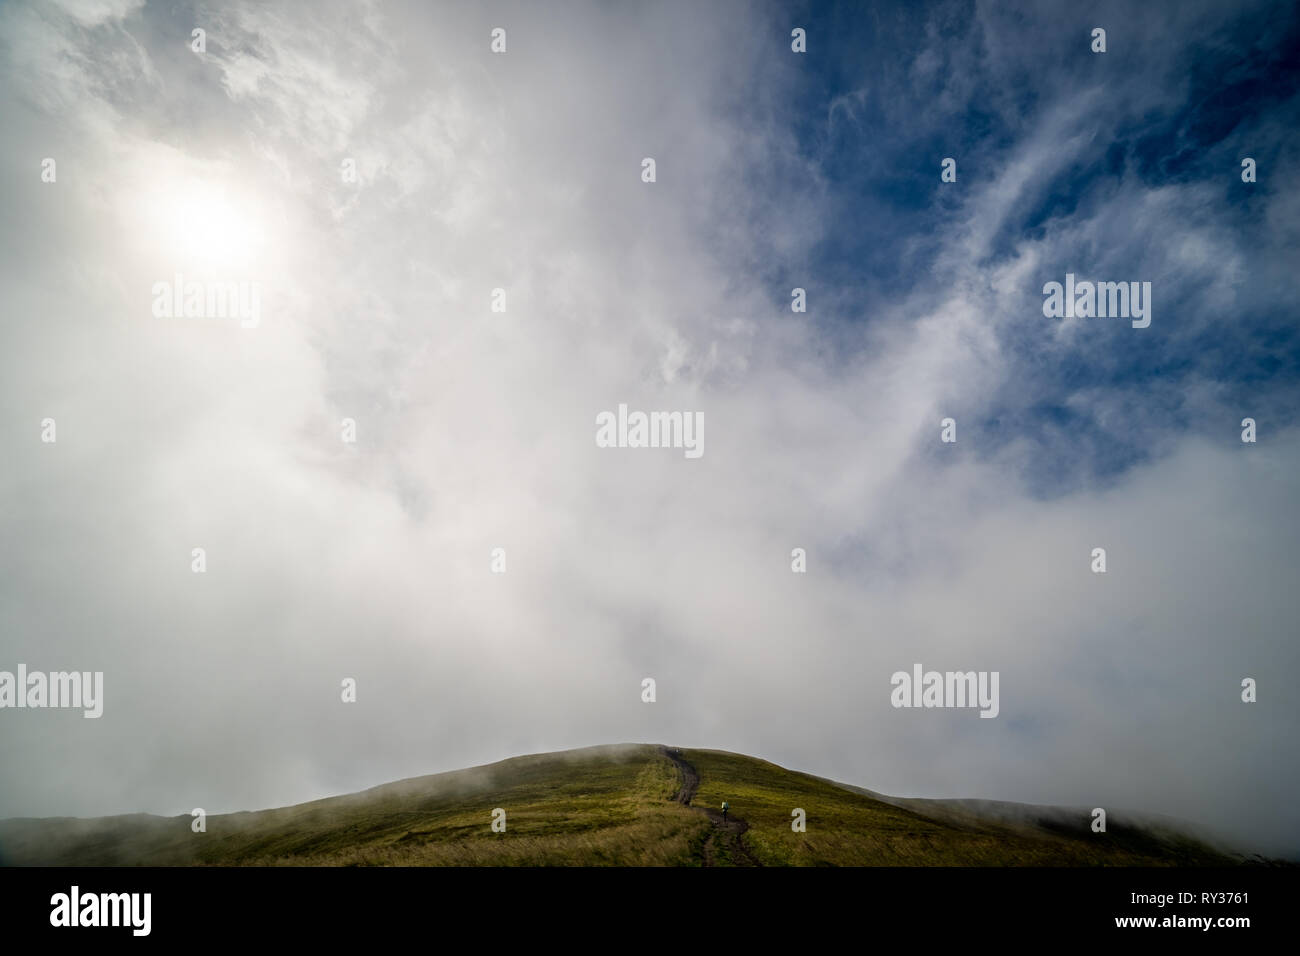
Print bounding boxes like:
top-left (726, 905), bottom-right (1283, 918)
top-left (0, 0), bottom-right (1297, 857)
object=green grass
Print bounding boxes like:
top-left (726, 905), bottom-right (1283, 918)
top-left (1, 745), bottom-right (706, 866)
top-left (0, 744), bottom-right (1246, 866)
top-left (683, 748), bottom-right (1240, 866)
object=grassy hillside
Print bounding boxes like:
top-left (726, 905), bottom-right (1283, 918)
top-left (0, 744), bottom-right (1247, 866)
top-left (683, 749), bottom-right (1240, 866)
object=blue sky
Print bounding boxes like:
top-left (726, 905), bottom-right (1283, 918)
top-left (740, 0), bottom-right (1300, 493)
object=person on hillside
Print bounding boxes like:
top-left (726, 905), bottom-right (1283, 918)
top-left (721, 801), bottom-right (729, 821)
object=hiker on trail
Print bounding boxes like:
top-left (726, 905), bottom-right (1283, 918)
top-left (721, 801), bottom-right (729, 821)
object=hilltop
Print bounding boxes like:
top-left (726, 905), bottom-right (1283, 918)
top-left (0, 744), bottom-right (1252, 866)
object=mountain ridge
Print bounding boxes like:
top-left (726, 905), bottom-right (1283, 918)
top-left (0, 744), bottom-right (1263, 866)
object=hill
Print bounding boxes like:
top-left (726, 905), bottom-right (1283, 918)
top-left (0, 744), bottom-right (1251, 866)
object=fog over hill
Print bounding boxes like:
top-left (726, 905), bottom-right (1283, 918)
top-left (0, 745), bottom-right (1263, 867)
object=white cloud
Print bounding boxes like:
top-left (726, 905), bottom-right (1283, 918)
top-left (0, 0), bottom-right (1295, 859)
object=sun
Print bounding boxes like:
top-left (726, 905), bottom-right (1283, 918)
top-left (137, 173), bottom-right (269, 274)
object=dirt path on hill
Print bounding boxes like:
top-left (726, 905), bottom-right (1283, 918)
top-left (662, 747), bottom-right (762, 867)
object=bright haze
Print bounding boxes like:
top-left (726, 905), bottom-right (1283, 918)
top-left (1, 0), bottom-right (1297, 857)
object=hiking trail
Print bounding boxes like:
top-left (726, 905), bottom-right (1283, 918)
top-left (662, 746), bottom-right (762, 867)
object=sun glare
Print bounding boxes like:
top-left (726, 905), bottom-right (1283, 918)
top-left (138, 175), bottom-right (268, 273)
